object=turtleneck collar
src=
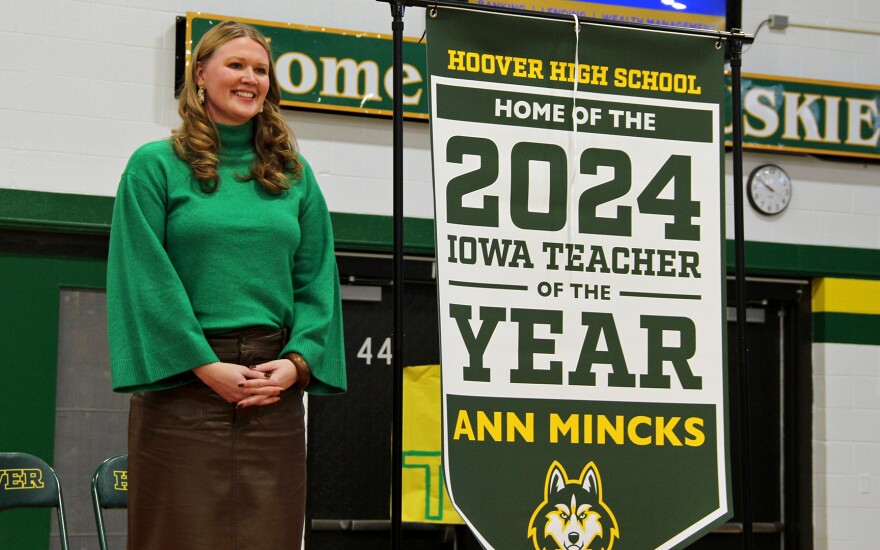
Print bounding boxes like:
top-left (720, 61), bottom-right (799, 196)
top-left (216, 120), bottom-right (255, 160)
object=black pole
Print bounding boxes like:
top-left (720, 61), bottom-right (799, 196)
top-left (728, 29), bottom-right (755, 550)
top-left (389, 2), bottom-right (405, 549)
top-left (726, 0), bottom-right (742, 31)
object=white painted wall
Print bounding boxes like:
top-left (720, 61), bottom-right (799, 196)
top-left (739, 3), bottom-right (880, 548)
top-left (0, 0), bottom-right (433, 217)
top-left (742, 0), bottom-right (880, 85)
top-left (813, 343), bottom-right (880, 548)
top-left (2, 1), bottom-right (879, 548)
top-left (733, 1), bottom-right (880, 251)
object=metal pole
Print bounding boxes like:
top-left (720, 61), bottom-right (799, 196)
top-left (389, 2), bottom-right (405, 549)
top-left (729, 29), bottom-right (755, 550)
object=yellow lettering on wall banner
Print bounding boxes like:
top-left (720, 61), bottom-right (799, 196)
top-left (447, 50), bottom-right (545, 80)
top-left (548, 61), bottom-right (610, 85)
top-left (547, 413), bottom-right (706, 447)
top-left (613, 68), bottom-right (702, 94)
top-left (451, 411), bottom-right (706, 446)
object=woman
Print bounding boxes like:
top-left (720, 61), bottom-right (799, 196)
top-left (107, 20), bottom-right (346, 549)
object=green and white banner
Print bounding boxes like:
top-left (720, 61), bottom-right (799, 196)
top-left (427, 8), bottom-right (730, 549)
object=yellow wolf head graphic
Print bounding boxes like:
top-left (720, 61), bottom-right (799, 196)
top-left (527, 461), bottom-right (619, 550)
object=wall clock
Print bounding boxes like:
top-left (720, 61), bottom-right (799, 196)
top-left (747, 164), bottom-right (792, 215)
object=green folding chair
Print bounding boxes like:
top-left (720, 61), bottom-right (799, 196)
top-left (0, 452), bottom-right (70, 550)
top-left (91, 454), bottom-right (128, 550)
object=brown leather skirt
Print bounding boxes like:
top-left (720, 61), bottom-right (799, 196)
top-left (127, 328), bottom-right (305, 550)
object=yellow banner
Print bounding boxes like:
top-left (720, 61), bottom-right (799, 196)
top-left (402, 365), bottom-right (464, 524)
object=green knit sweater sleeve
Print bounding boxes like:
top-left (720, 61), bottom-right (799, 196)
top-left (280, 159), bottom-right (347, 395)
top-left (107, 142), bottom-right (219, 393)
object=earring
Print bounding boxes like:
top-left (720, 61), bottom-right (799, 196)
top-left (259, 104), bottom-right (264, 114)
top-left (197, 85), bottom-right (205, 105)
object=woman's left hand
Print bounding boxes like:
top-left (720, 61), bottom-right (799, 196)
top-left (238, 359), bottom-right (298, 408)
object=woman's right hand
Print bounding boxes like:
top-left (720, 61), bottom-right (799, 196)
top-left (193, 361), bottom-right (285, 407)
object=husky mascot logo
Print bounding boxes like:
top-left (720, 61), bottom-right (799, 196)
top-left (527, 461), bottom-right (619, 550)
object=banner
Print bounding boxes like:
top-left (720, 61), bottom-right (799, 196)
top-left (402, 364), bottom-right (465, 524)
top-left (428, 7), bottom-right (730, 549)
top-left (724, 73), bottom-right (880, 160)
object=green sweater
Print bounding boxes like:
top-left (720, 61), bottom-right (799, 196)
top-left (107, 121), bottom-right (346, 395)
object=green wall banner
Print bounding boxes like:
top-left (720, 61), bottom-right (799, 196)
top-left (724, 73), bottom-right (880, 160)
top-left (427, 7), bottom-right (731, 549)
top-left (185, 12), bottom-right (429, 120)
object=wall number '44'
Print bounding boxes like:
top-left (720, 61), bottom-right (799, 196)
top-left (445, 136), bottom-right (701, 241)
top-left (357, 337), bottom-right (392, 365)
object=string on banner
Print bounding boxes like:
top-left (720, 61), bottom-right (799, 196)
top-left (568, 14), bottom-right (582, 247)
top-left (572, 14), bottom-right (580, 133)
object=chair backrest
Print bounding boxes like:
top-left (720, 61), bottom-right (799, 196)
top-left (0, 452), bottom-right (70, 550)
top-left (91, 454), bottom-right (128, 550)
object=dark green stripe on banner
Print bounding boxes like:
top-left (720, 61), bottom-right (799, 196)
top-left (449, 280), bottom-right (529, 291)
top-left (813, 312), bottom-right (880, 345)
top-left (435, 84), bottom-right (714, 142)
top-left (619, 291), bottom-right (702, 300)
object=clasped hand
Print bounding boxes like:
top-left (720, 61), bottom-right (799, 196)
top-left (193, 359), bottom-right (299, 408)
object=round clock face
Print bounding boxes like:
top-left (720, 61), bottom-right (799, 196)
top-left (747, 164), bottom-right (791, 215)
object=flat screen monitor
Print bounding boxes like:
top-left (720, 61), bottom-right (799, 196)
top-left (464, 1), bottom-right (732, 31)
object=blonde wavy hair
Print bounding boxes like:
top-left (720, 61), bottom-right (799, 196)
top-left (173, 20), bottom-right (300, 193)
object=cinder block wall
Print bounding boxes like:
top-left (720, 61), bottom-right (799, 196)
top-left (2, 1), bottom-right (878, 547)
top-left (740, 2), bottom-right (880, 547)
